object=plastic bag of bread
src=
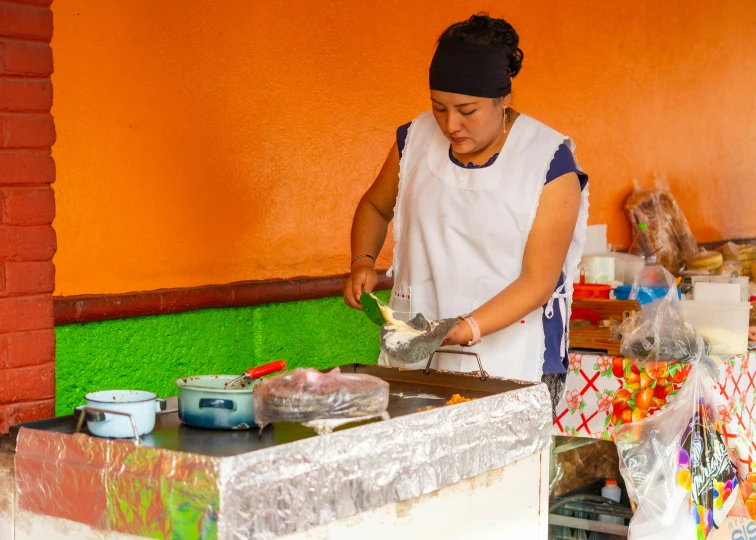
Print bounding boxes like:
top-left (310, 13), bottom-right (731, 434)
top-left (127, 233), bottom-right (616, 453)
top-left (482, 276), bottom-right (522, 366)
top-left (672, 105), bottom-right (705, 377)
top-left (625, 181), bottom-right (698, 276)
top-left (719, 242), bottom-right (744, 262)
top-left (253, 367), bottom-right (389, 427)
top-left (718, 241), bottom-right (756, 262)
top-left (716, 260), bottom-right (745, 277)
top-left (741, 244), bottom-right (756, 274)
top-left (718, 242), bottom-right (756, 277)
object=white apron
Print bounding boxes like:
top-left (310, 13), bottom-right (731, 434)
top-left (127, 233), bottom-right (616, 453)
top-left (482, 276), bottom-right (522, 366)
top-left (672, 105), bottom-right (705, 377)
top-left (379, 111), bottom-right (589, 382)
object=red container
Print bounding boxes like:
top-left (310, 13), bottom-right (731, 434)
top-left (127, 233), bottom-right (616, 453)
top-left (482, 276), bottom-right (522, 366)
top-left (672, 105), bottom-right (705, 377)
top-left (573, 283), bottom-right (611, 299)
top-left (573, 268), bottom-right (611, 299)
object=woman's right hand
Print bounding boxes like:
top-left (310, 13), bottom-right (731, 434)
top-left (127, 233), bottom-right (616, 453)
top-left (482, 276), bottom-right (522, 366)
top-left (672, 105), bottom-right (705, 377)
top-left (344, 258), bottom-right (379, 309)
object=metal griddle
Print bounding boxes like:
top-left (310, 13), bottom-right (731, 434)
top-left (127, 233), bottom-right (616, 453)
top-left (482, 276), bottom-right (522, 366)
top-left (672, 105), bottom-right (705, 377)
top-left (3, 364), bottom-right (534, 458)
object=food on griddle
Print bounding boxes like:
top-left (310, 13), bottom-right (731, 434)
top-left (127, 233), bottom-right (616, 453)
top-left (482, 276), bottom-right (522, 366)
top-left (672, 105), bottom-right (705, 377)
top-left (417, 395), bottom-right (474, 412)
top-left (253, 367), bottom-right (389, 426)
top-left (416, 405), bottom-right (437, 412)
top-left (445, 394), bottom-right (474, 405)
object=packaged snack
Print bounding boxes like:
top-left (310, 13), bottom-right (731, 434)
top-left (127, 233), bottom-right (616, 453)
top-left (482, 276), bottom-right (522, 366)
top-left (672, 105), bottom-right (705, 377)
top-left (625, 185), bottom-right (698, 276)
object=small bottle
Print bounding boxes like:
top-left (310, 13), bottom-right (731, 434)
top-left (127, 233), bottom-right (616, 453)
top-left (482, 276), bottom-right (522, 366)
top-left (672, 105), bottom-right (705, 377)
top-left (601, 479), bottom-right (622, 503)
top-left (598, 479), bottom-right (625, 530)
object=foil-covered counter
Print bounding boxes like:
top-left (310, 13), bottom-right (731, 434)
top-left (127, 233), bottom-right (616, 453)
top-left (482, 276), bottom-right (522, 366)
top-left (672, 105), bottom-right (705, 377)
top-left (14, 430), bottom-right (221, 538)
top-left (13, 372), bottom-right (551, 540)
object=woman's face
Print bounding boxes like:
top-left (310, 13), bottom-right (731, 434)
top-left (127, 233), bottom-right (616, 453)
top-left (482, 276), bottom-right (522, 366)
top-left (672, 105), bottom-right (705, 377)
top-left (430, 90), bottom-right (511, 155)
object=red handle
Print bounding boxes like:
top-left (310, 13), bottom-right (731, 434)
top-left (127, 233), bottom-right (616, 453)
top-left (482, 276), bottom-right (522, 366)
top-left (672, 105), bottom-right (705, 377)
top-left (246, 360), bottom-right (287, 379)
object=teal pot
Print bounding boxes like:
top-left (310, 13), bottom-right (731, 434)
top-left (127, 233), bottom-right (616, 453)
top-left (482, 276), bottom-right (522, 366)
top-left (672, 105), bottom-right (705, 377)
top-left (175, 361), bottom-right (286, 430)
top-left (175, 375), bottom-right (258, 430)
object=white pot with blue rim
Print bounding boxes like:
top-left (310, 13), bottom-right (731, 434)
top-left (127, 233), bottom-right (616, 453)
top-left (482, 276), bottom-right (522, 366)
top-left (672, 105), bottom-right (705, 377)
top-left (76, 390), bottom-right (166, 439)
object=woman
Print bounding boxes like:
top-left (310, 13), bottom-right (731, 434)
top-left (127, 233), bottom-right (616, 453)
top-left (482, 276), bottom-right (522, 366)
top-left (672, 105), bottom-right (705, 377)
top-left (344, 14), bottom-right (589, 416)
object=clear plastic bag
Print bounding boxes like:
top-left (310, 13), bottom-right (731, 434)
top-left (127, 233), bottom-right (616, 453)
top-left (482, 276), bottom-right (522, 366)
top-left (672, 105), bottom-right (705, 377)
top-left (615, 356), bottom-right (739, 539)
top-left (253, 367), bottom-right (389, 427)
top-left (624, 179), bottom-right (698, 276)
top-left (718, 241), bottom-right (744, 262)
top-left (629, 266), bottom-right (681, 307)
top-left (620, 266), bottom-right (707, 364)
top-left (717, 260), bottom-right (744, 277)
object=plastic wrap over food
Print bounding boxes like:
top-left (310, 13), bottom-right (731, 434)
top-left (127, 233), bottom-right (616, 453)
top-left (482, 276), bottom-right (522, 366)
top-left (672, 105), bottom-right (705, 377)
top-left (620, 266), bottom-right (707, 364)
top-left (220, 382), bottom-right (551, 539)
top-left (615, 357), bottom-right (739, 540)
top-left (14, 429), bottom-right (221, 538)
top-left (624, 182), bottom-right (698, 276)
top-left (253, 367), bottom-right (389, 426)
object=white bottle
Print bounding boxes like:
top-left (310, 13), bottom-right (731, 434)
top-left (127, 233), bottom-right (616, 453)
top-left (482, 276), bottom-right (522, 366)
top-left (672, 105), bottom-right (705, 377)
top-left (601, 479), bottom-right (622, 503)
top-left (598, 479), bottom-right (624, 526)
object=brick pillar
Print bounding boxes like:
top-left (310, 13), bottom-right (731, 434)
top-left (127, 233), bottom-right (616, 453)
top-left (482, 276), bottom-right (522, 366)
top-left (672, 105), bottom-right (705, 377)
top-left (0, 0), bottom-right (56, 434)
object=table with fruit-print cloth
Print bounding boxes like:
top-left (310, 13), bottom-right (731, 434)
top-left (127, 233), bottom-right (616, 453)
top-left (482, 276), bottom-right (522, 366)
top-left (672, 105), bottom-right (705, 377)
top-left (553, 350), bottom-right (756, 516)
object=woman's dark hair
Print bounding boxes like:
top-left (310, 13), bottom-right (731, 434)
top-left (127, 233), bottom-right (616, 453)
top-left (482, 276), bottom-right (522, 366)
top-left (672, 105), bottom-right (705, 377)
top-left (439, 14), bottom-right (524, 78)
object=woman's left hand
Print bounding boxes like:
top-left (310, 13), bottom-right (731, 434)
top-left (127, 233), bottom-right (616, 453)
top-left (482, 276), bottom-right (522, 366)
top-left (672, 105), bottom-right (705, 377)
top-left (441, 319), bottom-right (473, 347)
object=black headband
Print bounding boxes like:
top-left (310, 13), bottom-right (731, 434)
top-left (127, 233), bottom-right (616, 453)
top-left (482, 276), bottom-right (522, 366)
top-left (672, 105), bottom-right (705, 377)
top-left (429, 38), bottom-right (511, 98)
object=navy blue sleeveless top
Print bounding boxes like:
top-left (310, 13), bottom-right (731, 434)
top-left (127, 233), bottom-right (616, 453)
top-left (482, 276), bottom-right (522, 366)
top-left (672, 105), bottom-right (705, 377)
top-left (396, 122), bottom-right (588, 375)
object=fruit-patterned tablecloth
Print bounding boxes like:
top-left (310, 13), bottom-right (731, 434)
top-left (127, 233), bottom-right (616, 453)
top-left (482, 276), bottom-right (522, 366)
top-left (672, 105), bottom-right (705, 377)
top-left (554, 352), bottom-right (756, 442)
top-left (554, 351), bottom-right (756, 514)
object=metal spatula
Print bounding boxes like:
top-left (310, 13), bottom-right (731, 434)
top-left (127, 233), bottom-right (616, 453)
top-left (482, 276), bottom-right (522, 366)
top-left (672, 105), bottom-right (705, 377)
top-left (380, 317), bottom-right (458, 365)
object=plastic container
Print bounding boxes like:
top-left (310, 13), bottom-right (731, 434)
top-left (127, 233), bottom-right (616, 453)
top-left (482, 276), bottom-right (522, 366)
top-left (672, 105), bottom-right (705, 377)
top-left (581, 253), bottom-right (645, 286)
top-left (693, 282), bottom-right (741, 302)
top-left (574, 283), bottom-right (611, 299)
top-left (601, 479), bottom-right (622, 502)
top-left (613, 285), bottom-right (632, 301)
top-left (614, 285), bottom-right (680, 304)
top-left (580, 255), bottom-right (615, 284)
top-left (598, 479), bottom-right (624, 527)
top-left (691, 275), bottom-right (750, 302)
top-left (574, 268), bottom-right (612, 299)
top-left (679, 300), bottom-right (752, 355)
top-left (611, 252), bottom-right (645, 285)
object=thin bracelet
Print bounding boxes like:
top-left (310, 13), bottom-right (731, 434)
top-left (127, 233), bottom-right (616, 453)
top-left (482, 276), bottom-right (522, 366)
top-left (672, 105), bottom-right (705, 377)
top-left (459, 313), bottom-right (482, 347)
top-left (351, 254), bottom-right (375, 266)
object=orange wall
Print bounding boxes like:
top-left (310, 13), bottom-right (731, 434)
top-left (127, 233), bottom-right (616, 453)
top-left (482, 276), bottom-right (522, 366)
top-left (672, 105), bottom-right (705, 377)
top-left (51, 1), bottom-right (756, 295)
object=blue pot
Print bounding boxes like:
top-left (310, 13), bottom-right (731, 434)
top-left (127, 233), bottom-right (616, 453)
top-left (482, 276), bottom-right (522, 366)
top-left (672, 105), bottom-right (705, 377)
top-left (175, 375), bottom-right (258, 430)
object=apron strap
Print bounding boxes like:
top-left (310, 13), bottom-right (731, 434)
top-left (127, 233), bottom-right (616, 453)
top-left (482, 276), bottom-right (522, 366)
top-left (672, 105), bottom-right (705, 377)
top-left (545, 282), bottom-right (570, 357)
